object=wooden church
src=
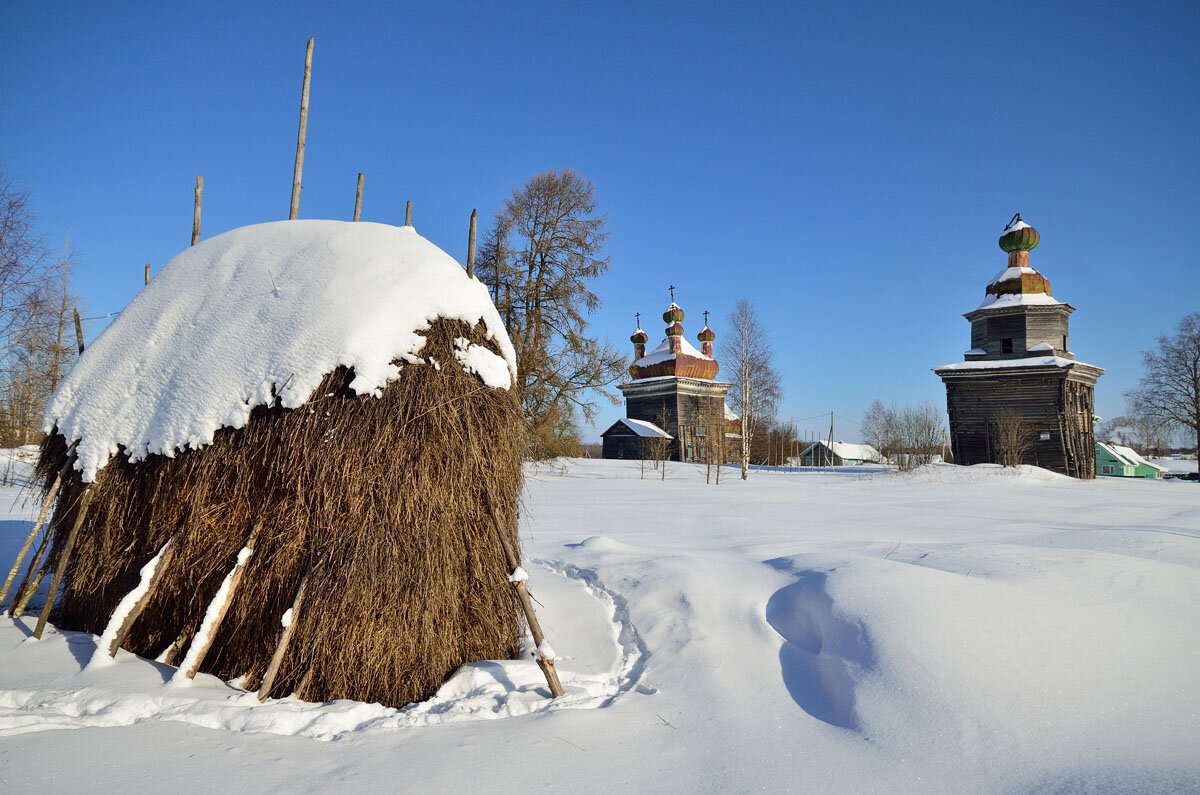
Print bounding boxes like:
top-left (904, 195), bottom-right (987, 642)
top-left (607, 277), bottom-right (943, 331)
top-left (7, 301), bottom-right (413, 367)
top-left (934, 215), bottom-right (1104, 478)
top-left (601, 296), bottom-right (738, 462)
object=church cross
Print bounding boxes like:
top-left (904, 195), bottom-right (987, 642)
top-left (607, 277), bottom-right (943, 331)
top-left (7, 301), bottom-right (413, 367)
top-left (635, 311), bottom-right (641, 328)
top-left (703, 310), bottom-right (709, 327)
top-left (668, 285), bottom-right (675, 303)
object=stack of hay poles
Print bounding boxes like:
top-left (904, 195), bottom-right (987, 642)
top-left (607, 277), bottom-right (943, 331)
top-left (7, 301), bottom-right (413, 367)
top-left (21, 219), bottom-right (559, 707)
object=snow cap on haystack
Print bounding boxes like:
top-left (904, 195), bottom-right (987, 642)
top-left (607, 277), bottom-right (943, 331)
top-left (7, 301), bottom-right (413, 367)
top-left (44, 220), bottom-right (516, 482)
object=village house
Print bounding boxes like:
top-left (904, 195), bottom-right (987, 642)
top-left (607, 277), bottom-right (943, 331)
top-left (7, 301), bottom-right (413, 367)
top-left (1095, 442), bottom-right (1168, 479)
top-left (793, 440), bottom-right (884, 467)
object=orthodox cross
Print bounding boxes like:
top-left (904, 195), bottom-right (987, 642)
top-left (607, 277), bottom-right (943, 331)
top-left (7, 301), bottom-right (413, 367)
top-left (635, 311), bottom-right (641, 328)
top-left (668, 285), bottom-right (675, 303)
top-left (703, 310), bottom-right (709, 328)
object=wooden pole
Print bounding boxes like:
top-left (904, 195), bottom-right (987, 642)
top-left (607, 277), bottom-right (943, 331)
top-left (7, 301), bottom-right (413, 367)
top-left (404, 200), bottom-right (412, 226)
top-left (73, 308), bottom-right (84, 354)
top-left (466, 209), bottom-right (477, 278)
top-left (289, 37), bottom-right (314, 220)
top-left (258, 559), bottom-right (316, 701)
top-left (12, 566), bottom-right (47, 618)
top-left (144, 263), bottom-right (151, 285)
top-left (103, 533), bottom-right (181, 658)
top-left (482, 489), bottom-right (564, 698)
top-left (176, 525), bottom-right (260, 680)
top-left (353, 172), bottom-right (363, 222)
top-left (33, 485), bottom-right (94, 640)
top-left (191, 175), bottom-right (203, 245)
top-left (0, 471), bottom-right (66, 605)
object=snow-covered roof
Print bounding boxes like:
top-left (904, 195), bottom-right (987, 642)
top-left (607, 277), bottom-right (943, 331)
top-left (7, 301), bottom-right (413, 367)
top-left (1108, 443), bottom-right (1169, 472)
top-left (1028, 342), bottom-right (1055, 352)
top-left (614, 418), bottom-right (672, 439)
top-left (45, 220), bottom-right (516, 482)
top-left (634, 336), bottom-right (713, 367)
top-left (724, 403), bottom-right (738, 421)
top-left (977, 292), bottom-right (1063, 310)
top-left (1003, 219), bottom-right (1032, 234)
top-left (935, 355), bottom-right (1101, 373)
top-left (802, 440), bottom-right (882, 462)
top-left (989, 265), bottom-right (1038, 284)
top-left (964, 348), bottom-right (986, 356)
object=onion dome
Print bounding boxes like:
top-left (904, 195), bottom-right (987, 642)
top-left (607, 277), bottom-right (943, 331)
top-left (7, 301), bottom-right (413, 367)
top-left (697, 326), bottom-right (715, 343)
top-left (666, 321), bottom-right (684, 337)
top-left (662, 303), bottom-right (684, 324)
top-left (998, 213), bottom-right (1040, 252)
top-left (630, 328), bottom-right (649, 344)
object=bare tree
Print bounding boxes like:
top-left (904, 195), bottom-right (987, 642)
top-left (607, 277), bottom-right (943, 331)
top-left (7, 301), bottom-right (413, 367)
top-left (991, 407), bottom-right (1033, 468)
top-left (1126, 313), bottom-right (1200, 465)
top-left (475, 170), bottom-right (627, 458)
top-left (725, 299), bottom-right (781, 479)
top-left (862, 399), bottom-right (901, 464)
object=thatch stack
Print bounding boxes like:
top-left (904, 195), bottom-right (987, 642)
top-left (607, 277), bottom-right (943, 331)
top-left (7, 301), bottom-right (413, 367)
top-left (33, 220), bottom-right (526, 707)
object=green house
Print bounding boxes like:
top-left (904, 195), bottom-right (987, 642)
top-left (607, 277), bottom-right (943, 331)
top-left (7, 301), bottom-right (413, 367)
top-left (1095, 442), bottom-right (1167, 479)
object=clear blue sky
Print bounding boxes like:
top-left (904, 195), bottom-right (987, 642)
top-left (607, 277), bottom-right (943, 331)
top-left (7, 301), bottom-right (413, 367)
top-left (2, 1), bottom-right (1196, 442)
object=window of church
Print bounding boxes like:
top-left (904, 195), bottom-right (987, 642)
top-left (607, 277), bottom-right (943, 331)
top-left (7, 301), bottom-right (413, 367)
top-left (1001, 338), bottom-right (1013, 354)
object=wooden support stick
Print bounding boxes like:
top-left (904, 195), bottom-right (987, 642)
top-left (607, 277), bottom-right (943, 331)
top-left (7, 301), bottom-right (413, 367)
top-left (0, 472), bottom-right (65, 605)
top-left (73, 308), bottom-right (84, 354)
top-left (103, 533), bottom-right (181, 658)
top-left (295, 665), bottom-right (315, 701)
top-left (176, 525), bottom-right (260, 680)
top-left (289, 37), bottom-right (314, 220)
top-left (353, 173), bottom-right (363, 222)
top-left (144, 263), bottom-right (151, 285)
top-left (192, 175), bottom-right (203, 245)
top-left (405, 200), bottom-right (412, 226)
top-left (34, 486), bottom-right (93, 640)
top-left (258, 559), bottom-right (315, 701)
top-left (12, 566), bottom-right (46, 618)
top-left (9, 444), bottom-right (77, 614)
top-left (466, 209), bottom-right (477, 278)
top-left (482, 490), bottom-right (564, 698)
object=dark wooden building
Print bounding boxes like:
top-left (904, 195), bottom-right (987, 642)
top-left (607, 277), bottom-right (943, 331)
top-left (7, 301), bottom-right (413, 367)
top-left (601, 300), bottom-right (738, 462)
top-left (934, 215), bottom-right (1103, 478)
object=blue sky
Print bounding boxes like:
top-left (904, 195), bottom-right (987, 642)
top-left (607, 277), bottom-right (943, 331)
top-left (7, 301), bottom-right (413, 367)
top-left (2, 1), bottom-right (1196, 442)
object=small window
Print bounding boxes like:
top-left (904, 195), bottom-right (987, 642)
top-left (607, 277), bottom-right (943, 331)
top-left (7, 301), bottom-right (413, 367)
top-left (1062, 335), bottom-right (1068, 351)
top-left (1039, 431), bottom-right (1051, 441)
top-left (686, 446), bottom-right (694, 459)
top-left (695, 426), bottom-right (707, 437)
top-left (1101, 464), bottom-right (1114, 475)
top-left (1001, 338), bottom-right (1013, 354)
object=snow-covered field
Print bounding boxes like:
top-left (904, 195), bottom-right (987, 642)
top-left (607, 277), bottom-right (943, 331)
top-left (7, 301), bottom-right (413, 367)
top-left (2, 457), bottom-right (1198, 792)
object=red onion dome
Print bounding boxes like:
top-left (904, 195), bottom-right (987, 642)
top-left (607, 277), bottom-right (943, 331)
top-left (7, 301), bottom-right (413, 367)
top-left (666, 321), bottom-right (684, 337)
top-left (697, 326), bottom-right (715, 342)
top-left (630, 328), bottom-right (649, 344)
top-left (662, 303), bottom-right (684, 324)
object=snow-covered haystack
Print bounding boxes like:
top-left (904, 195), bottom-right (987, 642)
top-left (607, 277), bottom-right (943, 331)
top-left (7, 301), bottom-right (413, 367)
top-left (35, 220), bottom-right (525, 708)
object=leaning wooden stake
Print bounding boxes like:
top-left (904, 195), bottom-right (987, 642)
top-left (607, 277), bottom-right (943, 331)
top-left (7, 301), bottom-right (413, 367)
top-left (101, 533), bottom-right (181, 658)
top-left (191, 175), bottom-right (203, 245)
top-left (12, 566), bottom-right (47, 618)
top-left (289, 37), bottom-right (314, 220)
top-left (144, 263), bottom-right (151, 285)
top-left (482, 490), bottom-right (564, 698)
top-left (1, 465), bottom-right (69, 605)
top-left (258, 559), bottom-right (316, 701)
top-left (33, 485), bottom-right (94, 640)
top-left (174, 525), bottom-right (260, 680)
top-left (404, 200), bottom-right (412, 226)
top-left (73, 308), bottom-right (84, 354)
top-left (466, 209), bottom-right (477, 278)
top-left (353, 173), bottom-right (363, 221)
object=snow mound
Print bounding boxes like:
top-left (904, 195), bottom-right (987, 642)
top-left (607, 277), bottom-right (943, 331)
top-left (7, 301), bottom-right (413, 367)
top-left (43, 221), bottom-right (516, 482)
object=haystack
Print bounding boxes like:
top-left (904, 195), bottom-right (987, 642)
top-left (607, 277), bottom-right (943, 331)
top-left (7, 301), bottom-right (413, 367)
top-left (33, 220), bottom-right (526, 707)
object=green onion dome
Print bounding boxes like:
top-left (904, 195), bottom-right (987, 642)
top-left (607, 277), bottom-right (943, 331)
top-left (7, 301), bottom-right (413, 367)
top-left (998, 214), bottom-right (1040, 252)
top-left (662, 303), bottom-right (685, 324)
top-left (666, 321), bottom-right (684, 337)
top-left (630, 328), bottom-right (649, 344)
top-left (697, 326), bottom-right (715, 343)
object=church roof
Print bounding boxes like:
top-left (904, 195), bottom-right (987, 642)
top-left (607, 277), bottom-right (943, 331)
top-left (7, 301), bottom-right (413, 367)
top-left (634, 336), bottom-right (712, 367)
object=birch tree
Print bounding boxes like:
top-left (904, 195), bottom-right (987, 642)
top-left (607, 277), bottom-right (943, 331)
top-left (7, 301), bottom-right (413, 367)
top-left (725, 299), bottom-right (781, 479)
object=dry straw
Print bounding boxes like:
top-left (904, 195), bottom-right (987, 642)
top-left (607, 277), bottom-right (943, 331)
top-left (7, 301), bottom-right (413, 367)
top-left (36, 318), bottom-right (525, 708)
